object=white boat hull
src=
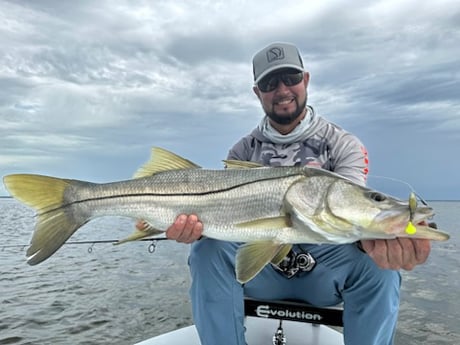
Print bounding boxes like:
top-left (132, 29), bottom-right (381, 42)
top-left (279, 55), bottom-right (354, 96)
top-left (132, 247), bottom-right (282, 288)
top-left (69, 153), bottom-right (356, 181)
top-left (135, 316), bottom-right (344, 345)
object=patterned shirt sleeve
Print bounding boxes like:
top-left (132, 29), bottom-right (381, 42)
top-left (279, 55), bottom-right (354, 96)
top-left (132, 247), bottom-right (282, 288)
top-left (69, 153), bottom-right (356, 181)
top-left (329, 131), bottom-right (369, 186)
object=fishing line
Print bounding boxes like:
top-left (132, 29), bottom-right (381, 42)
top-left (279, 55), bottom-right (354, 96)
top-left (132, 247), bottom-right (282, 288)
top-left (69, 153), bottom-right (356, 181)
top-left (367, 174), bottom-right (429, 206)
top-left (0, 237), bottom-right (169, 253)
top-left (367, 174), bottom-right (438, 226)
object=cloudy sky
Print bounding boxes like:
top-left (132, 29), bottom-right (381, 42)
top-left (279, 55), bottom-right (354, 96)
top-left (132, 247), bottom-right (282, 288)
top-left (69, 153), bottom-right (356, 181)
top-left (1, 0), bottom-right (459, 200)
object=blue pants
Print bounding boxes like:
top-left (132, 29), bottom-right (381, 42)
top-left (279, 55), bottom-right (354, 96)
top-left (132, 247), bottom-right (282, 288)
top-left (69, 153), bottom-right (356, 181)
top-left (189, 239), bottom-right (401, 345)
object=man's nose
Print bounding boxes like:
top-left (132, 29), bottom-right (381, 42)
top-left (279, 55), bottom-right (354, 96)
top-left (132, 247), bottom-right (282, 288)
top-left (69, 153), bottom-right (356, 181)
top-left (275, 80), bottom-right (290, 93)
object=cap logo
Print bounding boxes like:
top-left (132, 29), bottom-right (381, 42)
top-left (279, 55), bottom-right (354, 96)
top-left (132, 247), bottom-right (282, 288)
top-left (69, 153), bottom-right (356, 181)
top-left (266, 47), bottom-right (285, 63)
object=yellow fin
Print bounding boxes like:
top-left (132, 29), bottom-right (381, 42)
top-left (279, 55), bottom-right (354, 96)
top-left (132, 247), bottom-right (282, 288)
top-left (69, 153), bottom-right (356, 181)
top-left (4, 174), bottom-right (70, 212)
top-left (236, 216), bottom-right (292, 230)
top-left (3, 174), bottom-right (87, 265)
top-left (223, 160), bottom-right (264, 169)
top-left (270, 244), bottom-right (292, 265)
top-left (115, 224), bottom-right (164, 245)
top-left (236, 241), bottom-right (288, 284)
top-left (133, 147), bottom-right (201, 178)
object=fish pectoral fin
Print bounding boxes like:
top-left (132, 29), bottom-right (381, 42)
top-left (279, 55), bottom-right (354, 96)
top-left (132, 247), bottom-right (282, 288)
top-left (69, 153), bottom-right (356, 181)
top-left (133, 147), bottom-right (201, 178)
top-left (270, 244), bottom-right (293, 265)
top-left (235, 216), bottom-right (292, 229)
top-left (223, 160), bottom-right (264, 169)
top-left (115, 221), bottom-right (164, 245)
top-left (236, 241), bottom-right (287, 284)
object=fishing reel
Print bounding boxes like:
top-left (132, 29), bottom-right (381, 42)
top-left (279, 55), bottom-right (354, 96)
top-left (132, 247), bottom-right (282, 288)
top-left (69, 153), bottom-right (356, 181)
top-left (272, 249), bottom-right (316, 278)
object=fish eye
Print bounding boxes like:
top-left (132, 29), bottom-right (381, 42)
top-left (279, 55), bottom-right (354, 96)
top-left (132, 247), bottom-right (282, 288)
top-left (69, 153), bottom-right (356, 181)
top-left (368, 192), bottom-right (386, 202)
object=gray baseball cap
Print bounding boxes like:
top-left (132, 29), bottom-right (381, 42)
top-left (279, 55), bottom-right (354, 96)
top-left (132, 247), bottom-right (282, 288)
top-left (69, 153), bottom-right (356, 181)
top-left (252, 42), bottom-right (304, 83)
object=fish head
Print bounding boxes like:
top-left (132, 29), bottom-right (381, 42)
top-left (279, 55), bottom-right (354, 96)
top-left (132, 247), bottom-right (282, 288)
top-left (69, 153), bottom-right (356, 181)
top-left (286, 171), bottom-right (414, 237)
top-left (325, 179), bottom-right (410, 231)
top-left (325, 179), bottom-right (449, 240)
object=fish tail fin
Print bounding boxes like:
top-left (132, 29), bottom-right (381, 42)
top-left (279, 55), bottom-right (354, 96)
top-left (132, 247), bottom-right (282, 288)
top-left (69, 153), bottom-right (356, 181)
top-left (3, 174), bottom-right (88, 265)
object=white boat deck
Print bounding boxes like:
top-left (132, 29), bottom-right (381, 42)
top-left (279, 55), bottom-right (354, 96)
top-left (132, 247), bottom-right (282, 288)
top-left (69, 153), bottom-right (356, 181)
top-left (135, 316), bottom-right (344, 345)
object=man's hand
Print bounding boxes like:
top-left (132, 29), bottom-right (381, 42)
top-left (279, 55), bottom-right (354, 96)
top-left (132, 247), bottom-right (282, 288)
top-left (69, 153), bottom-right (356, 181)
top-left (165, 214), bottom-right (203, 243)
top-left (360, 238), bottom-right (431, 270)
top-left (136, 215), bottom-right (203, 243)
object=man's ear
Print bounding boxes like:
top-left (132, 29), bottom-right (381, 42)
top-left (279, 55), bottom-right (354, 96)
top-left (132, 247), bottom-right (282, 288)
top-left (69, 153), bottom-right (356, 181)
top-left (303, 72), bottom-right (310, 88)
top-left (253, 85), bottom-right (261, 99)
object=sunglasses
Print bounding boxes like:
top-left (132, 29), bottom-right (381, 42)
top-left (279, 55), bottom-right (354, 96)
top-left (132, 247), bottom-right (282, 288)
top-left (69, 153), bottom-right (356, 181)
top-left (257, 71), bottom-right (304, 93)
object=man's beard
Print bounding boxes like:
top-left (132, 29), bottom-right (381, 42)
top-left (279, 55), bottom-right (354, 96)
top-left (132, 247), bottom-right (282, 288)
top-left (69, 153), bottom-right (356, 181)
top-left (265, 96), bottom-right (307, 125)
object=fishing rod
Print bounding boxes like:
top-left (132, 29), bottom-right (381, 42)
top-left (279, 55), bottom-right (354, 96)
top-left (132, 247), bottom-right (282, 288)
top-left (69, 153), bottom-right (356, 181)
top-left (0, 237), bottom-right (170, 253)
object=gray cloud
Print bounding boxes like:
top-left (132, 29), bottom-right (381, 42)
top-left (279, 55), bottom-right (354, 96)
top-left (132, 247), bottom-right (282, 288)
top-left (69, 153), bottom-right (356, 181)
top-left (1, 0), bottom-right (459, 199)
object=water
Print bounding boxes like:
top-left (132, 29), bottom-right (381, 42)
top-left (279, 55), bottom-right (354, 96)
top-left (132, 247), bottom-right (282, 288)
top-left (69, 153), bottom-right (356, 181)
top-left (0, 199), bottom-right (459, 345)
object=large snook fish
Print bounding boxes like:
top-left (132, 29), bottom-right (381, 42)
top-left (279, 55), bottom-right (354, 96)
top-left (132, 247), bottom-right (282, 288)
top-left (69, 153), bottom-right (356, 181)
top-left (3, 147), bottom-right (449, 283)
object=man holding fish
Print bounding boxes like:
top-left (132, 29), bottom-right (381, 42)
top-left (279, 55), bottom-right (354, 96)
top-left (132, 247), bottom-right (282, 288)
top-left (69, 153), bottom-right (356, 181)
top-left (4, 42), bottom-right (441, 345)
top-left (163, 43), bottom-right (432, 345)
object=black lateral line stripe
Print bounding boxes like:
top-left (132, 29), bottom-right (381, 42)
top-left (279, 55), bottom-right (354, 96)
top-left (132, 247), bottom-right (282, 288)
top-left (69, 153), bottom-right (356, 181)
top-left (39, 173), bottom-right (302, 216)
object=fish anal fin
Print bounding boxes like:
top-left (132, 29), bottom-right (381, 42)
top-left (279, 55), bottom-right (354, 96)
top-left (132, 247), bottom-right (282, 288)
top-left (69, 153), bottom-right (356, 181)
top-left (133, 147), bottom-right (201, 178)
top-left (115, 221), bottom-right (164, 245)
top-left (236, 241), bottom-right (288, 284)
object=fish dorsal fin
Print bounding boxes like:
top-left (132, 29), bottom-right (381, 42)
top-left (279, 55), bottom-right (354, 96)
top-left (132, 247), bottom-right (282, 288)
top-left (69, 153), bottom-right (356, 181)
top-left (223, 160), bottom-right (264, 169)
top-left (133, 147), bottom-right (201, 178)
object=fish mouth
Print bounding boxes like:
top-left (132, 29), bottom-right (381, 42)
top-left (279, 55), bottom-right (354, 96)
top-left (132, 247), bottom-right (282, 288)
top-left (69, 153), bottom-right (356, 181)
top-left (371, 204), bottom-right (450, 241)
top-left (412, 210), bottom-right (435, 225)
top-left (373, 205), bottom-right (434, 232)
